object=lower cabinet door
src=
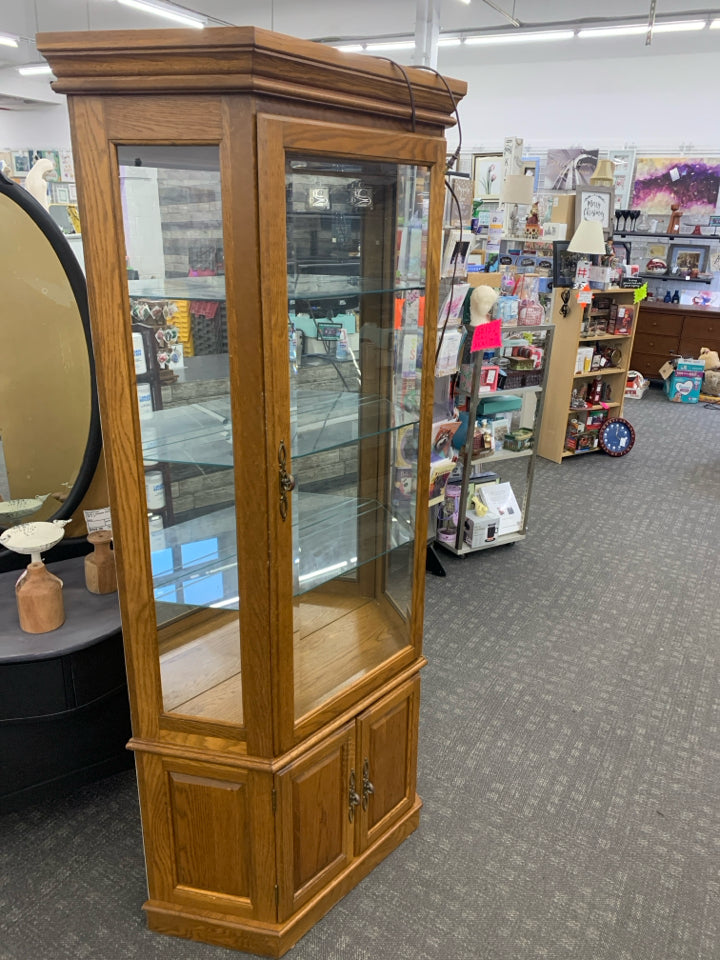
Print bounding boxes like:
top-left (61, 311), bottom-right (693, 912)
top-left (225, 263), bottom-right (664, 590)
top-left (276, 722), bottom-right (355, 919)
top-left (137, 753), bottom-right (276, 922)
top-left (355, 675), bottom-right (420, 854)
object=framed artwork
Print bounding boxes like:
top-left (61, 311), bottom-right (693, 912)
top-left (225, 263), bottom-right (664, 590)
top-left (631, 157), bottom-right (720, 215)
top-left (68, 183), bottom-right (77, 202)
top-left (444, 172), bottom-right (474, 228)
top-left (552, 240), bottom-right (595, 288)
top-left (544, 148), bottom-right (599, 190)
top-left (575, 185), bottom-right (614, 234)
top-left (54, 184), bottom-right (70, 204)
top-left (608, 149), bottom-right (636, 209)
top-left (668, 244), bottom-right (709, 276)
top-left (11, 151), bottom-right (31, 176)
top-left (472, 153), bottom-right (503, 200)
top-left (637, 240), bottom-right (670, 276)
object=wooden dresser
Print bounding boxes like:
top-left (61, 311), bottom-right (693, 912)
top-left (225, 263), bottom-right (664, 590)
top-left (630, 302), bottom-right (720, 378)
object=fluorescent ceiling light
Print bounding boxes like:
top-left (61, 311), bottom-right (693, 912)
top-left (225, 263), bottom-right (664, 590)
top-left (18, 63), bottom-right (53, 76)
top-left (336, 43), bottom-right (365, 52)
top-left (578, 20), bottom-right (706, 38)
top-left (710, 19), bottom-right (720, 28)
top-left (364, 40), bottom-right (416, 51)
top-left (438, 37), bottom-right (462, 46)
top-left (116, 0), bottom-right (206, 29)
top-left (465, 29), bottom-right (574, 45)
top-left (0, 34), bottom-right (19, 48)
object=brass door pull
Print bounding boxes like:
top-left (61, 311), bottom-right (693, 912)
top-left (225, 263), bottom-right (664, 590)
top-left (361, 758), bottom-right (374, 810)
top-left (278, 440), bottom-right (295, 520)
top-left (349, 769), bottom-right (361, 822)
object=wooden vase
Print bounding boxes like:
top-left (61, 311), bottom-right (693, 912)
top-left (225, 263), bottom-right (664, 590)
top-left (16, 561), bottom-right (65, 633)
top-left (85, 530), bottom-right (117, 594)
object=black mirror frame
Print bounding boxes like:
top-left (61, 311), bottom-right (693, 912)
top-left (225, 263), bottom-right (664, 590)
top-left (0, 171), bottom-right (102, 572)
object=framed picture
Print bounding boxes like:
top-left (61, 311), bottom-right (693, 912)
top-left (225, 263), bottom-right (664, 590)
top-left (68, 183), bottom-right (77, 203)
top-left (444, 171), bottom-right (474, 228)
top-left (575, 186), bottom-right (614, 234)
top-left (472, 153), bottom-right (503, 200)
top-left (553, 240), bottom-right (596, 288)
top-left (11, 151), bottom-right (31, 176)
top-left (668, 244), bottom-right (709, 276)
top-left (608, 148), bottom-right (636, 208)
top-left (54, 184), bottom-right (70, 204)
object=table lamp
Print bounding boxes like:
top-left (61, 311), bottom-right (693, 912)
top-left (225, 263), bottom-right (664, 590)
top-left (568, 219), bottom-right (607, 255)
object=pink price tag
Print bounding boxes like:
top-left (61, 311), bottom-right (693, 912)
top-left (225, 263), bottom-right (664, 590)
top-left (471, 319), bottom-right (503, 352)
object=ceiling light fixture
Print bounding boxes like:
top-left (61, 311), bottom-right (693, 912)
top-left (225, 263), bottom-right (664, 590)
top-left (17, 63), bottom-right (53, 76)
top-left (578, 20), bottom-right (706, 38)
top-left (710, 19), bottom-right (720, 28)
top-left (364, 40), bottom-right (416, 51)
top-left (116, 0), bottom-right (206, 29)
top-left (465, 29), bottom-right (574, 45)
top-left (0, 33), bottom-right (19, 48)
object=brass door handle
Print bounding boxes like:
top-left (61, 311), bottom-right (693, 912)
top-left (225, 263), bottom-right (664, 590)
top-left (349, 769), bottom-right (361, 822)
top-left (278, 440), bottom-right (295, 520)
top-left (361, 758), bottom-right (374, 811)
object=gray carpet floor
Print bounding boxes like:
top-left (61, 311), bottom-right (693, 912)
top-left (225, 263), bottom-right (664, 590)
top-left (2, 386), bottom-right (719, 960)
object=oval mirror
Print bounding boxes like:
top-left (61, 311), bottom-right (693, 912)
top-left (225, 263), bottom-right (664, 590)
top-left (0, 172), bottom-right (101, 571)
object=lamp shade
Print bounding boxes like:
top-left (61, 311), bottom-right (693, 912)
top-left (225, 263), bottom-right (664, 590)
top-left (590, 159), bottom-right (615, 186)
top-left (500, 174), bottom-right (534, 205)
top-left (568, 219), bottom-right (606, 255)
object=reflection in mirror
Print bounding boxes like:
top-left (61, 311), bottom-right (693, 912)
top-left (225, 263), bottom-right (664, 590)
top-left (0, 173), bottom-right (101, 571)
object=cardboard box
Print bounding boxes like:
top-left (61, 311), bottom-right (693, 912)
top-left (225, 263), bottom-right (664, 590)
top-left (550, 194), bottom-right (575, 227)
top-left (662, 357), bottom-right (705, 403)
top-left (464, 510), bottom-right (500, 548)
top-left (468, 271), bottom-right (503, 288)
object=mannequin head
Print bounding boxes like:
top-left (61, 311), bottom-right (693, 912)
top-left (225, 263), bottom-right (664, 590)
top-left (469, 284), bottom-right (499, 327)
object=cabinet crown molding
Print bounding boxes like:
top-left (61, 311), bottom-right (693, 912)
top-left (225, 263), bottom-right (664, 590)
top-left (37, 27), bottom-right (466, 130)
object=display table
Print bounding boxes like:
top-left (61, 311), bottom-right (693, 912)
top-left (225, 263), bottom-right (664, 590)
top-left (630, 302), bottom-right (720, 379)
top-left (0, 555), bottom-right (132, 813)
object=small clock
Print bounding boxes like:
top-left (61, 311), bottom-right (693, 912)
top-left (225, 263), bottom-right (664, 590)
top-left (598, 417), bottom-right (635, 456)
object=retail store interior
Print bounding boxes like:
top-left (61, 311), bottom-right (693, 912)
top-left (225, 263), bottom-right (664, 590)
top-left (1, 3), bottom-right (719, 959)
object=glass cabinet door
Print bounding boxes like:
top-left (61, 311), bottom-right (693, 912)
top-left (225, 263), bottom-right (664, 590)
top-left (116, 146), bottom-right (242, 729)
top-left (284, 153), bottom-right (432, 725)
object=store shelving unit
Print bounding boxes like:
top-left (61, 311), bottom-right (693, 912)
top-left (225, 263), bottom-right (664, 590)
top-left (435, 323), bottom-right (553, 556)
top-left (39, 25), bottom-right (465, 959)
top-left (537, 287), bottom-right (640, 463)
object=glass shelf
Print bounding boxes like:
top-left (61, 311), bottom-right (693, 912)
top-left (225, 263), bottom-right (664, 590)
top-left (129, 276), bottom-right (227, 301)
top-left (128, 274), bottom-right (426, 304)
top-left (289, 274), bottom-right (425, 300)
top-left (150, 493), bottom-right (414, 609)
top-left (141, 392), bottom-right (420, 466)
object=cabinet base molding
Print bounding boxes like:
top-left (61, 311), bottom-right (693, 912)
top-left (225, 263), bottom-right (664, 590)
top-left (144, 797), bottom-right (421, 958)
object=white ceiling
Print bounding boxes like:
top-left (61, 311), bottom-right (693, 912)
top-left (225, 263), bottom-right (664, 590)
top-left (1, 0), bottom-right (720, 107)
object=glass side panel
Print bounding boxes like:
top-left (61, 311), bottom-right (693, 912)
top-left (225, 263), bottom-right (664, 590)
top-left (286, 156), bottom-right (430, 722)
top-left (117, 145), bottom-right (242, 728)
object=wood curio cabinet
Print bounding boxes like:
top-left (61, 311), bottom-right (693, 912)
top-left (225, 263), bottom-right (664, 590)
top-left (39, 27), bottom-right (465, 957)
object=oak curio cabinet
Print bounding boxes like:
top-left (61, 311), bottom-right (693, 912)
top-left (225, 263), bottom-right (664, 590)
top-left (39, 27), bottom-right (465, 957)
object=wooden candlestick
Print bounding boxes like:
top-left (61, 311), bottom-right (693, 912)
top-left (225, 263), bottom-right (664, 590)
top-left (85, 530), bottom-right (117, 594)
top-left (16, 561), bottom-right (65, 633)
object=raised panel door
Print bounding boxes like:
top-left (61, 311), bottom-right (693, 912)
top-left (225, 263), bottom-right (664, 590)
top-left (136, 753), bottom-right (274, 922)
top-left (275, 722), bottom-right (355, 920)
top-left (355, 675), bottom-right (420, 853)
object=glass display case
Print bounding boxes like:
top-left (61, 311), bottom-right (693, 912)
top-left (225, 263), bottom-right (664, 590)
top-left (40, 25), bottom-right (465, 958)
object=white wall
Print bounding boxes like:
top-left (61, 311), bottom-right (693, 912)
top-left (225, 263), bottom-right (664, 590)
top-left (0, 105), bottom-right (71, 149)
top-left (440, 44), bottom-right (720, 156)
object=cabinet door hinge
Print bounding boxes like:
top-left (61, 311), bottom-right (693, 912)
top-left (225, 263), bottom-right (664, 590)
top-left (272, 788), bottom-right (277, 814)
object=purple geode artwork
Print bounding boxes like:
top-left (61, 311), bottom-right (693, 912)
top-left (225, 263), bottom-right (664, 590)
top-left (631, 157), bottom-right (720, 215)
